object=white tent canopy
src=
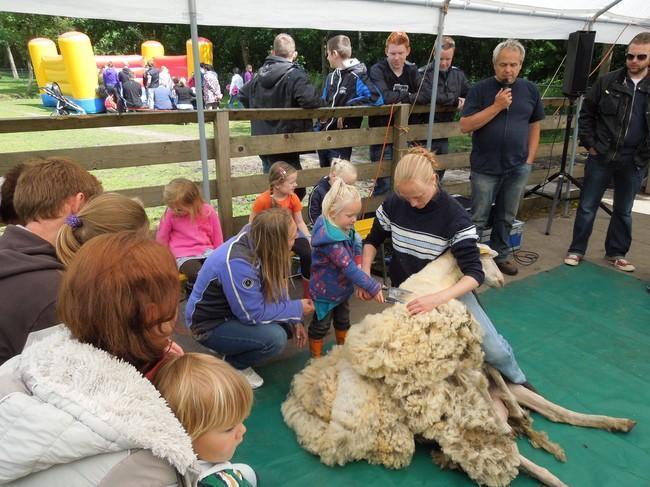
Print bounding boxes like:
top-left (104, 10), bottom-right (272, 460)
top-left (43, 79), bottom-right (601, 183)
top-left (1, 0), bottom-right (649, 44)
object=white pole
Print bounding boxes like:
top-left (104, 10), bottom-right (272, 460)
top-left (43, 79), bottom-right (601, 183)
top-left (188, 0), bottom-right (211, 202)
top-left (426, 0), bottom-right (450, 150)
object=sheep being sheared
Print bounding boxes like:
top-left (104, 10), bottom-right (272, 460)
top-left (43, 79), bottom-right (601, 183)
top-left (282, 245), bottom-right (635, 487)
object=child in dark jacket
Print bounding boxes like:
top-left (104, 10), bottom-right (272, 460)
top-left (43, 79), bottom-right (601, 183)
top-left (317, 35), bottom-right (383, 168)
top-left (308, 158), bottom-right (358, 225)
top-left (309, 179), bottom-right (383, 357)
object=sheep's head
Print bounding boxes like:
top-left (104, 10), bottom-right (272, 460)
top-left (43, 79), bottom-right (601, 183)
top-left (478, 244), bottom-right (504, 288)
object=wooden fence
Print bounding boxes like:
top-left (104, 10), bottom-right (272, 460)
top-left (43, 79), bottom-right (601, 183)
top-left (0, 99), bottom-right (578, 237)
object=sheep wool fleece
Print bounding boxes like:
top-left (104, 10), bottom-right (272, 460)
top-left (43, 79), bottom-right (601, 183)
top-left (282, 257), bottom-right (521, 487)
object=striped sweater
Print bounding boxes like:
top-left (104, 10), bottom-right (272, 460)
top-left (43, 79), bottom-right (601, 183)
top-left (365, 190), bottom-right (484, 287)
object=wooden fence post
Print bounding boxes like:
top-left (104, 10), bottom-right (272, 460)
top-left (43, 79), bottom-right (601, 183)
top-left (213, 110), bottom-right (234, 237)
top-left (391, 103), bottom-right (410, 188)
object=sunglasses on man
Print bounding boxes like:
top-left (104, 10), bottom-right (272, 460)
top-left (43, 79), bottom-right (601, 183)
top-left (626, 53), bottom-right (648, 61)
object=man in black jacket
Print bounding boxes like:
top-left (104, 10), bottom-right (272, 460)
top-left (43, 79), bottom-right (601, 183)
top-left (565, 32), bottom-right (650, 272)
top-left (419, 36), bottom-right (471, 180)
top-left (239, 33), bottom-right (323, 200)
top-left (368, 32), bottom-right (426, 195)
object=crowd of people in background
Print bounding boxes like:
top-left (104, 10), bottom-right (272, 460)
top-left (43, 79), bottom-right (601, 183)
top-left (0, 28), bottom-right (647, 486)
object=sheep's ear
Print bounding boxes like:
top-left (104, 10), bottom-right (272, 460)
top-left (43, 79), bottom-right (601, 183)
top-left (477, 243), bottom-right (498, 258)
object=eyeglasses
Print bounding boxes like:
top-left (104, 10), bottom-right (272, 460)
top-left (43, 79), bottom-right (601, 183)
top-left (626, 53), bottom-right (648, 61)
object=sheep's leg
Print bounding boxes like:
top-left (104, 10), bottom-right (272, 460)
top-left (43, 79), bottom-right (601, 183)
top-left (509, 384), bottom-right (636, 432)
top-left (487, 366), bottom-right (566, 461)
top-left (518, 454), bottom-right (567, 487)
top-left (486, 366), bottom-right (526, 420)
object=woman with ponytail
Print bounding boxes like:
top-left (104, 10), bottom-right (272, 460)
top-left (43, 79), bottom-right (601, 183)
top-left (359, 147), bottom-right (531, 387)
top-left (55, 192), bottom-right (149, 266)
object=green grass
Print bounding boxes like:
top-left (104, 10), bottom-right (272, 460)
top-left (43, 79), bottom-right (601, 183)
top-left (0, 78), bottom-right (257, 221)
top-left (0, 75), bottom-right (560, 224)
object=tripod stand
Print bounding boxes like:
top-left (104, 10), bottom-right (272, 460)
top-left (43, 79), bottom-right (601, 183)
top-left (524, 96), bottom-right (612, 235)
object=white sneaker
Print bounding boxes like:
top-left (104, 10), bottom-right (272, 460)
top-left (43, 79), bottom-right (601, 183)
top-left (237, 367), bottom-right (264, 389)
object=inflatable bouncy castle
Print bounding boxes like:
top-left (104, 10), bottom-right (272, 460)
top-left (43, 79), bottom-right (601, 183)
top-left (29, 32), bottom-right (213, 113)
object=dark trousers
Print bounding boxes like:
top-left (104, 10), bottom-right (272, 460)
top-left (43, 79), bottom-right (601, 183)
top-left (308, 299), bottom-right (350, 340)
top-left (369, 143), bottom-right (392, 196)
top-left (317, 147), bottom-right (352, 168)
top-left (292, 237), bottom-right (311, 279)
top-left (568, 155), bottom-right (644, 258)
top-left (260, 152), bottom-right (306, 200)
top-left (429, 138), bottom-right (449, 181)
top-left (179, 258), bottom-right (206, 285)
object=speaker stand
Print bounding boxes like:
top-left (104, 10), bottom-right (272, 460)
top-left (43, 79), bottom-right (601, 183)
top-left (524, 96), bottom-right (612, 235)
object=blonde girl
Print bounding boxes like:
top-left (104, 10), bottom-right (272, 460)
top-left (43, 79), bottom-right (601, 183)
top-left (186, 208), bottom-right (313, 389)
top-left (308, 158), bottom-right (358, 224)
top-left (250, 161), bottom-right (312, 297)
top-left (56, 192), bottom-right (149, 266)
top-left (308, 179), bottom-right (383, 357)
top-left (157, 177), bottom-right (223, 288)
top-left (153, 353), bottom-right (257, 486)
top-left (358, 147), bottom-right (530, 387)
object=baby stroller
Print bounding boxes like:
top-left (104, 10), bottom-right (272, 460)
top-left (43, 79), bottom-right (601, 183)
top-left (42, 82), bottom-right (86, 116)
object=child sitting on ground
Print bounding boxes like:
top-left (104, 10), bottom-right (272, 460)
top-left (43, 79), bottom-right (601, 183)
top-left (309, 179), bottom-right (384, 357)
top-left (250, 161), bottom-right (312, 298)
top-left (157, 178), bottom-right (224, 290)
top-left (308, 158), bottom-right (358, 225)
top-left (153, 353), bottom-right (257, 487)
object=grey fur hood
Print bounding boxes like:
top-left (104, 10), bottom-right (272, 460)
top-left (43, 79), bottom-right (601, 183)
top-left (0, 326), bottom-right (200, 485)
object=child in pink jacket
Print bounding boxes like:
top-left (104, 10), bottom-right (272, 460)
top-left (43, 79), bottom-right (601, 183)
top-left (157, 178), bottom-right (223, 290)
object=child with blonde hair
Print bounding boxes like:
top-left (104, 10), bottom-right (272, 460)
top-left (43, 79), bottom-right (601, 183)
top-left (153, 353), bottom-right (257, 486)
top-left (308, 158), bottom-right (358, 225)
top-left (56, 192), bottom-right (149, 266)
top-left (157, 178), bottom-right (223, 289)
top-left (308, 179), bottom-right (383, 357)
top-left (250, 161), bottom-right (311, 297)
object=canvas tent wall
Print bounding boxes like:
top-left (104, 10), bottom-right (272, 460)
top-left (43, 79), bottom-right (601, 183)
top-left (1, 0), bottom-right (648, 43)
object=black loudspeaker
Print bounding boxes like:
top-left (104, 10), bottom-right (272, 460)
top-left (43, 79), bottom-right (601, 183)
top-left (563, 30), bottom-right (596, 97)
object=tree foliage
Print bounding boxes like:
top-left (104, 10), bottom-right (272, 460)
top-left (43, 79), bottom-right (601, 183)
top-left (0, 12), bottom-right (626, 91)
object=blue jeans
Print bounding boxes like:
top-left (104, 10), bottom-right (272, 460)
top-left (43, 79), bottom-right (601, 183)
top-left (568, 155), bottom-right (644, 258)
top-left (146, 87), bottom-right (155, 109)
top-left (196, 319), bottom-right (288, 369)
top-left (370, 144), bottom-right (393, 195)
top-left (457, 292), bottom-right (526, 384)
top-left (317, 147), bottom-right (352, 168)
top-left (471, 164), bottom-right (532, 262)
top-left (228, 94), bottom-right (240, 108)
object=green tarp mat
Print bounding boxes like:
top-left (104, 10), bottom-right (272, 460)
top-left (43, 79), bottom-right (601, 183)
top-left (234, 263), bottom-right (650, 486)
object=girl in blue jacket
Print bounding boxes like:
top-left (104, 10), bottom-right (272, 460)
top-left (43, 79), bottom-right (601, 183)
top-left (309, 180), bottom-right (384, 357)
top-left (186, 208), bottom-right (313, 389)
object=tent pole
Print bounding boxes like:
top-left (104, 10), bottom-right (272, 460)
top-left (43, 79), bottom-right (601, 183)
top-left (425, 0), bottom-right (449, 151)
top-left (188, 0), bottom-right (211, 202)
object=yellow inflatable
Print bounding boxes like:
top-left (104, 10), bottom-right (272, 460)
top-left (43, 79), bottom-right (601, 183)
top-left (29, 32), bottom-right (213, 113)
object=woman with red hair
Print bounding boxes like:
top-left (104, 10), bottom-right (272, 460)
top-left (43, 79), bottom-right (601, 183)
top-left (0, 232), bottom-right (201, 485)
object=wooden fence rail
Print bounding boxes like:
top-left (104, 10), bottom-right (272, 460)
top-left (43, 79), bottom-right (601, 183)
top-left (0, 98), bottom-right (575, 237)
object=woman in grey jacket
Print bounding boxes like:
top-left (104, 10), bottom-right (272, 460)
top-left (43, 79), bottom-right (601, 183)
top-left (0, 232), bottom-right (201, 486)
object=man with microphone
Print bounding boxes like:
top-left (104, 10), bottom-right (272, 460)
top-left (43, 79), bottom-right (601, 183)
top-left (460, 39), bottom-right (545, 276)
